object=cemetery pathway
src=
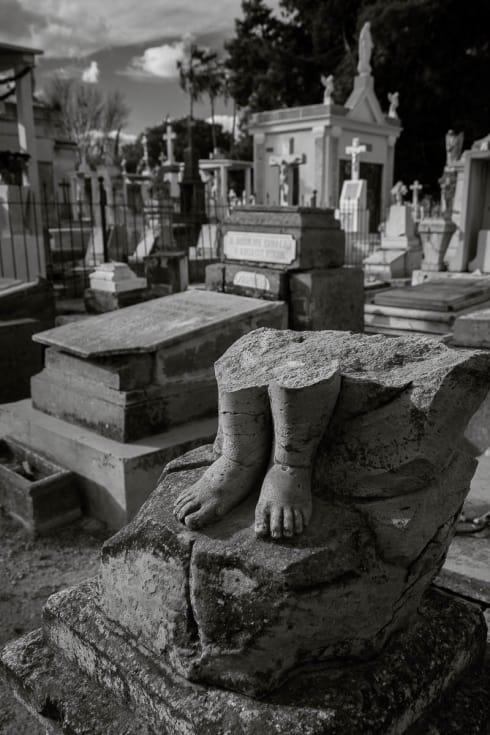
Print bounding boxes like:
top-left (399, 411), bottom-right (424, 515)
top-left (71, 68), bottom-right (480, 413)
top-left (0, 510), bottom-right (110, 735)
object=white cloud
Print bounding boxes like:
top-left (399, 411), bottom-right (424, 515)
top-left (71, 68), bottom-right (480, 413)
top-left (122, 41), bottom-right (185, 80)
top-left (82, 61), bottom-right (99, 83)
top-left (206, 114), bottom-right (236, 138)
top-left (0, 0), bottom-right (282, 59)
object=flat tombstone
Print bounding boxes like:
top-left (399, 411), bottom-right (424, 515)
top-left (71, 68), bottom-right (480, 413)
top-left (33, 290), bottom-right (286, 359)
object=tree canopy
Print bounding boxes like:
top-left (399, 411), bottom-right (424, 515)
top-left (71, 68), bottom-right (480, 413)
top-left (225, 0), bottom-right (490, 188)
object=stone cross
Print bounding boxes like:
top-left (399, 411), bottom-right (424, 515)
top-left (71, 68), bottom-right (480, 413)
top-left (345, 138), bottom-right (367, 181)
top-left (141, 134), bottom-right (151, 175)
top-left (410, 180), bottom-right (423, 207)
top-left (269, 153), bottom-right (306, 206)
top-left (163, 116), bottom-right (177, 165)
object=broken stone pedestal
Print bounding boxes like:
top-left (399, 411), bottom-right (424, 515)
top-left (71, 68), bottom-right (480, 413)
top-left (207, 206), bottom-right (364, 331)
top-left (2, 329), bottom-right (489, 733)
top-left (0, 292), bottom-right (286, 527)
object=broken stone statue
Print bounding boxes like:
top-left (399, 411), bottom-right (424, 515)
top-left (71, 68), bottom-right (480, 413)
top-left (2, 329), bottom-right (490, 734)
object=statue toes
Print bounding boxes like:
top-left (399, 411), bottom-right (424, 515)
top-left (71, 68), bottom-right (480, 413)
top-left (254, 505), bottom-right (270, 538)
top-left (283, 507), bottom-right (294, 537)
top-left (270, 507), bottom-right (283, 539)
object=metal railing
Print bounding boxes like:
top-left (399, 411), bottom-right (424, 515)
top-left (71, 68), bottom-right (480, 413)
top-left (0, 185), bottom-right (382, 294)
top-left (0, 181), bottom-right (225, 297)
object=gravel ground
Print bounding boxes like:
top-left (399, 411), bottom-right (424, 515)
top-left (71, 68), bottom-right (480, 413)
top-left (0, 510), bottom-right (110, 735)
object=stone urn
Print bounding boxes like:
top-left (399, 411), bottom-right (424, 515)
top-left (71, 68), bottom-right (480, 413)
top-left (419, 216), bottom-right (456, 271)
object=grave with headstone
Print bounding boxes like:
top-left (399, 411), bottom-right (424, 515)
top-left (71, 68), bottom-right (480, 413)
top-left (364, 187), bottom-right (421, 280)
top-left (0, 291), bottom-right (286, 528)
top-left (206, 205), bottom-right (364, 332)
top-left (2, 328), bottom-right (489, 733)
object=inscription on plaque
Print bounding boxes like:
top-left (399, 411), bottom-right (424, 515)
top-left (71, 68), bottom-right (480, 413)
top-left (233, 271), bottom-right (271, 292)
top-left (224, 231), bottom-right (296, 265)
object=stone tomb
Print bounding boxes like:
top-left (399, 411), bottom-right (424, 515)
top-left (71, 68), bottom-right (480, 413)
top-left (2, 329), bottom-right (489, 733)
top-left (85, 261), bottom-right (148, 313)
top-left (1, 291), bottom-right (286, 527)
top-left (207, 205), bottom-right (364, 331)
top-left (31, 290), bottom-right (286, 443)
top-left (365, 277), bottom-right (490, 336)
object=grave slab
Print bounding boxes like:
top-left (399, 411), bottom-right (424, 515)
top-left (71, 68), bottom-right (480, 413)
top-left (31, 292), bottom-right (287, 441)
top-left (33, 290), bottom-right (287, 358)
top-left (0, 399), bottom-right (218, 528)
top-left (222, 205), bottom-right (345, 271)
top-left (373, 279), bottom-right (490, 311)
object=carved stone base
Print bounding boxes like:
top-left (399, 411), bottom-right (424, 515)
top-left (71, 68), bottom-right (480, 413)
top-left (1, 584), bottom-right (486, 735)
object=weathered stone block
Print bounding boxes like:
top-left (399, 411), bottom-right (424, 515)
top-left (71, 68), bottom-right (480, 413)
top-left (0, 436), bottom-right (80, 532)
top-left (453, 307), bottom-right (490, 348)
top-left (222, 205), bottom-right (345, 271)
top-left (289, 266), bottom-right (364, 331)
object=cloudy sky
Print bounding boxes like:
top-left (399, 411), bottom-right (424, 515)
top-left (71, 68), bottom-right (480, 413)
top-left (1, 0), bottom-right (281, 134)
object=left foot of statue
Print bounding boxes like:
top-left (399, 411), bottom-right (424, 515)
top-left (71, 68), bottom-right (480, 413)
top-left (254, 464), bottom-right (312, 539)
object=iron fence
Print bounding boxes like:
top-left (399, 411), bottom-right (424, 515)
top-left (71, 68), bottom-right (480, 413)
top-left (0, 181), bottom-right (225, 297)
top-left (0, 184), bottom-right (381, 295)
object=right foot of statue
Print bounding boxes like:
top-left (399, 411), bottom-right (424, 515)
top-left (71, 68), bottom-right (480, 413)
top-left (173, 455), bottom-right (265, 531)
top-left (254, 464), bottom-right (312, 540)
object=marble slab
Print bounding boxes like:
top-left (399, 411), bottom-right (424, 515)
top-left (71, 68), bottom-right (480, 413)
top-left (33, 291), bottom-right (286, 359)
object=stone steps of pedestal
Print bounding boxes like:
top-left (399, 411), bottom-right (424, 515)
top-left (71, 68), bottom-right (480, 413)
top-left (3, 578), bottom-right (476, 735)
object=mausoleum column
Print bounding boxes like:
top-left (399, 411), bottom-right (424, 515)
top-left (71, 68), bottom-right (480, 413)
top-left (244, 168), bottom-right (252, 200)
top-left (313, 126), bottom-right (326, 206)
top-left (382, 135), bottom-right (397, 219)
top-left (16, 65), bottom-right (39, 195)
top-left (323, 125), bottom-right (341, 208)
top-left (253, 133), bottom-right (266, 204)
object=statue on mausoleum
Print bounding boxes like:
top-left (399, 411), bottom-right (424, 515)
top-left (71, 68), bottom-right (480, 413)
top-left (357, 21), bottom-right (373, 75)
top-left (388, 91), bottom-right (399, 119)
top-left (445, 129), bottom-right (464, 167)
top-left (321, 74), bottom-right (335, 105)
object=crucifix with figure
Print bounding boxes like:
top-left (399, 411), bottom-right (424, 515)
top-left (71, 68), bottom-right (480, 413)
top-left (345, 137), bottom-right (367, 181)
top-left (269, 143), bottom-right (306, 206)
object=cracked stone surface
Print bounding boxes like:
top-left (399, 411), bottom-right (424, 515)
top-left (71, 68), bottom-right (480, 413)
top-left (98, 329), bottom-right (490, 697)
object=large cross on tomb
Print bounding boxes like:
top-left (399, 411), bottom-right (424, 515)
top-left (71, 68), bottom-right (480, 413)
top-left (269, 141), bottom-right (306, 206)
top-left (345, 137), bottom-right (367, 181)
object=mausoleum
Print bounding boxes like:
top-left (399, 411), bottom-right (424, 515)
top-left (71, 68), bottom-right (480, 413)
top-left (248, 23), bottom-right (401, 229)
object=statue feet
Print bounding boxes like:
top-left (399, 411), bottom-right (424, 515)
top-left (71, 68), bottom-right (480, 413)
top-left (254, 464), bottom-right (312, 539)
top-left (173, 386), bottom-right (271, 530)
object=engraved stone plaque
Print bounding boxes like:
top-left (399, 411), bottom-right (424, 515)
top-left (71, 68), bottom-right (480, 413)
top-left (224, 231), bottom-right (297, 265)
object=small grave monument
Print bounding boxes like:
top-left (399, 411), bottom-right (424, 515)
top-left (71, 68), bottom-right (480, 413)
top-left (85, 261), bottom-right (147, 312)
top-left (338, 138), bottom-right (369, 238)
top-left (0, 291), bottom-right (286, 528)
top-left (206, 205), bottom-right (364, 332)
top-left (364, 185), bottom-right (421, 280)
top-left (2, 329), bottom-right (489, 733)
